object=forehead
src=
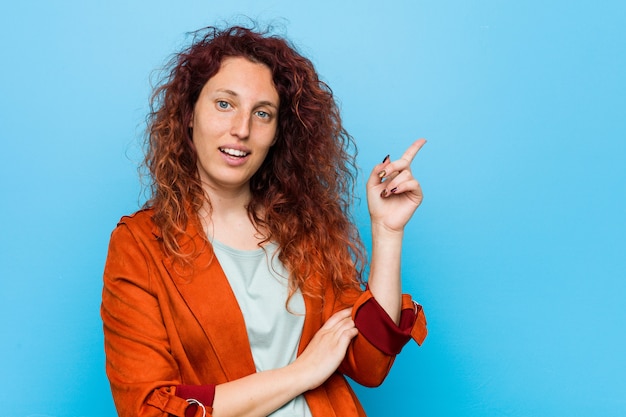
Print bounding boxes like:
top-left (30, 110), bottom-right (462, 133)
top-left (204, 56), bottom-right (279, 103)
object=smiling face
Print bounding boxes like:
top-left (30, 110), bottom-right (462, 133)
top-left (190, 56), bottom-right (279, 196)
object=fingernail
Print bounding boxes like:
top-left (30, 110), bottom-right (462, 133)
top-left (380, 189), bottom-right (388, 198)
top-left (390, 187), bottom-right (398, 194)
top-left (382, 154), bottom-right (390, 163)
top-left (378, 170), bottom-right (386, 179)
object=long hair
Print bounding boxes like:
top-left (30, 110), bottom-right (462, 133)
top-left (144, 25), bottom-right (366, 297)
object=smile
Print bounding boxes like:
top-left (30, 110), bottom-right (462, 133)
top-left (219, 147), bottom-right (250, 158)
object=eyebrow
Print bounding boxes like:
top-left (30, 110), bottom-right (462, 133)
top-left (216, 88), bottom-right (278, 109)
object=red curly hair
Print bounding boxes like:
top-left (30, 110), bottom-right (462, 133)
top-left (144, 25), bottom-right (366, 297)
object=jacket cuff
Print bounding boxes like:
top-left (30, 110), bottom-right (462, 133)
top-left (176, 385), bottom-right (216, 417)
top-left (353, 290), bottom-right (427, 355)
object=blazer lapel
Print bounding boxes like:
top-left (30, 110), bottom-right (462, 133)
top-left (161, 220), bottom-right (257, 380)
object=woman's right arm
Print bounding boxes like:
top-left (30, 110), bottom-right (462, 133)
top-left (102, 223), bottom-right (357, 417)
top-left (211, 308), bottom-right (357, 417)
top-left (102, 223), bottom-right (189, 416)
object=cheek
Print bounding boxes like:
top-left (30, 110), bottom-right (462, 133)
top-left (266, 123), bottom-right (279, 146)
top-left (193, 116), bottom-right (225, 141)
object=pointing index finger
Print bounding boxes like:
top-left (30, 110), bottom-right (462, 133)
top-left (401, 138), bottom-right (427, 164)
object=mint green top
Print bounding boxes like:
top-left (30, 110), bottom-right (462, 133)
top-left (212, 240), bottom-right (313, 417)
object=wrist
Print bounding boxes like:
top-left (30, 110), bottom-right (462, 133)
top-left (286, 358), bottom-right (319, 392)
top-left (371, 222), bottom-right (404, 242)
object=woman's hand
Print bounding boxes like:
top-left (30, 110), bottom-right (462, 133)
top-left (367, 139), bottom-right (426, 233)
top-left (211, 308), bottom-right (357, 417)
top-left (291, 308), bottom-right (358, 391)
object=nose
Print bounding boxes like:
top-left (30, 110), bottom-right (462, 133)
top-left (230, 111), bottom-right (250, 139)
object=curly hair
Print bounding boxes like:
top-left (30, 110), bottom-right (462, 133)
top-left (144, 25), bottom-right (366, 297)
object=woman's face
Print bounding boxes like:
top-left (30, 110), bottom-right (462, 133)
top-left (190, 56), bottom-right (279, 195)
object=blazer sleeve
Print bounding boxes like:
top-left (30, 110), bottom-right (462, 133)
top-left (101, 223), bottom-right (212, 417)
top-left (337, 288), bottom-right (427, 387)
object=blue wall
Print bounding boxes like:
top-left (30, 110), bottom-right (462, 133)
top-left (1, 1), bottom-right (625, 416)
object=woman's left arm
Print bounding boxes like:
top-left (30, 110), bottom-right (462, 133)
top-left (366, 139), bottom-right (426, 324)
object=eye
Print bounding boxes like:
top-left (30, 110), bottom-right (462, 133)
top-left (216, 100), bottom-right (231, 110)
top-left (255, 110), bottom-right (270, 119)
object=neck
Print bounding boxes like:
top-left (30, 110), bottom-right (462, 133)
top-left (203, 183), bottom-right (252, 218)
top-left (199, 185), bottom-right (265, 250)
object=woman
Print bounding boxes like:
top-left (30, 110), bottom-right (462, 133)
top-left (102, 25), bottom-right (427, 417)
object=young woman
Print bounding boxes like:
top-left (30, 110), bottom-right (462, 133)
top-left (101, 25), bottom-right (427, 417)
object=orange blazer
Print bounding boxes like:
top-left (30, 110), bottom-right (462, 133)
top-left (101, 209), bottom-right (427, 417)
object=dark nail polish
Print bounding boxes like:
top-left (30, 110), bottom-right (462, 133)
top-left (382, 154), bottom-right (390, 163)
top-left (390, 187), bottom-right (398, 194)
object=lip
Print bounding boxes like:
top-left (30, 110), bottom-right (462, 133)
top-left (219, 145), bottom-right (251, 166)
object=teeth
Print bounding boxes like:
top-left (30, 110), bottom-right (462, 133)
top-left (220, 147), bottom-right (249, 157)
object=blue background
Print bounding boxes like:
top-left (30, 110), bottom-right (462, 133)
top-left (1, 1), bottom-right (625, 416)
